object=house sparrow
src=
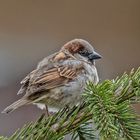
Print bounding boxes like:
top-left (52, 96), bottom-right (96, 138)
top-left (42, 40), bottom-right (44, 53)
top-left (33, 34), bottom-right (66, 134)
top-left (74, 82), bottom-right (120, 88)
top-left (2, 39), bottom-right (102, 115)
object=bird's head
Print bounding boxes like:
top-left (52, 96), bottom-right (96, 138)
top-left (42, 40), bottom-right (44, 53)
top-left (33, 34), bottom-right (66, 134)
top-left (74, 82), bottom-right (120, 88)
top-left (62, 39), bottom-right (102, 64)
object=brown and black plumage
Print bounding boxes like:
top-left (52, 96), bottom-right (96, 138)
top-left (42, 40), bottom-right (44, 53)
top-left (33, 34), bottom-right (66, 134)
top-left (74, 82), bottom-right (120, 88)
top-left (2, 39), bottom-right (102, 114)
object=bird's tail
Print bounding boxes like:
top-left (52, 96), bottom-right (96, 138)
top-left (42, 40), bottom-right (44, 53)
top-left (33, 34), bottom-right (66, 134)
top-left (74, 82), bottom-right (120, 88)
top-left (1, 98), bottom-right (29, 114)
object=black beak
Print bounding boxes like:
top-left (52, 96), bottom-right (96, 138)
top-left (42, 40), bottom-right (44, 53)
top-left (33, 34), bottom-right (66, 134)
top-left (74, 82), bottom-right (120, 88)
top-left (88, 51), bottom-right (102, 61)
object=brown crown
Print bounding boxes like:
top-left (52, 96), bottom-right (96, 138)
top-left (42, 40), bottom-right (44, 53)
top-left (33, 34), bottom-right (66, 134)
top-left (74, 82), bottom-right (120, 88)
top-left (63, 39), bottom-right (84, 54)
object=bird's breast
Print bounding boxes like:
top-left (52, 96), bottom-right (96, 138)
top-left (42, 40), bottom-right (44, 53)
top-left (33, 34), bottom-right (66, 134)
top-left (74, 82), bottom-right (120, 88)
top-left (83, 63), bottom-right (99, 84)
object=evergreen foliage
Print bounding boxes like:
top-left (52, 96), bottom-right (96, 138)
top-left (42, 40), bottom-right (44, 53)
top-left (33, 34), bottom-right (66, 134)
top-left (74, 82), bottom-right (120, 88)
top-left (1, 67), bottom-right (140, 140)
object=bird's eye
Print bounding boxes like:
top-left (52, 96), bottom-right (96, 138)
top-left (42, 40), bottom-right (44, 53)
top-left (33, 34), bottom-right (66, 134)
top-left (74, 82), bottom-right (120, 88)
top-left (79, 50), bottom-right (89, 56)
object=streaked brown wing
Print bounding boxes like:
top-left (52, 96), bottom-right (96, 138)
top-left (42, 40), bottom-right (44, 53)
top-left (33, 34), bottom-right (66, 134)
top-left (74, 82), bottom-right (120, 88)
top-left (32, 66), bottom-right (77, 90)
top-left (20, 70), bottom-right (35, 84)
top-left (17, 70), bottom-right (36, 95)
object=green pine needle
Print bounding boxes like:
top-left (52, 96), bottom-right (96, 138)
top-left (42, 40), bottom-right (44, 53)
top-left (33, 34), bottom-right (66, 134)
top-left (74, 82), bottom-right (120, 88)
top-left (0, 67), bottom-right (140, 140)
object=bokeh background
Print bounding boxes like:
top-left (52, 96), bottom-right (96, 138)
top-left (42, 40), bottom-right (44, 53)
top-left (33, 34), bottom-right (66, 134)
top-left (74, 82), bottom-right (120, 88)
top-left (0, 0), bottom-right (140, 137)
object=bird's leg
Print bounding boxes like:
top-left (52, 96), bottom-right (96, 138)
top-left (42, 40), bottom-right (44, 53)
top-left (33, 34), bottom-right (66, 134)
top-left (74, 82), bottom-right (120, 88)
top-left (45, 105), bottom-right (57, 117)
top-left (45, 105), bottom-right (50, 117)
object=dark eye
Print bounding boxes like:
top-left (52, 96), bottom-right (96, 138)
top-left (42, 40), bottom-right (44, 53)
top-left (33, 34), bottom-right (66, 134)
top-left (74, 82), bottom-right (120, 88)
top-left (79, 50), bottom-right (89, 56)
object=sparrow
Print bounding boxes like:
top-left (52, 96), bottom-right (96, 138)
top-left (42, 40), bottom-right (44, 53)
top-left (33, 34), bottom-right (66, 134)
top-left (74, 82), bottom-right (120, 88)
top-left (2, 39), bottom-right (102, 115)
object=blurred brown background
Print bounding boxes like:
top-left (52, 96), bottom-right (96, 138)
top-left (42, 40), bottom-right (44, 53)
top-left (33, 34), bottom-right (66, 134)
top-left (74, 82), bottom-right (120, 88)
top-left (0, 0), bottom-right (140, 137)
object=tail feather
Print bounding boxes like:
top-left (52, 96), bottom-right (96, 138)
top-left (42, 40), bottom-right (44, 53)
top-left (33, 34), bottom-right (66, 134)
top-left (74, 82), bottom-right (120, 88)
top-left (2, 99), bottom-right (29, 114)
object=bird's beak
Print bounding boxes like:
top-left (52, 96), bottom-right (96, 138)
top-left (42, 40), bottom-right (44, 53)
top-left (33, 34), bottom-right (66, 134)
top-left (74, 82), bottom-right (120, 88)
top-left (88, 51), bottom-right (102, 61)
top-left (93, 51), bottom-right (102, 59)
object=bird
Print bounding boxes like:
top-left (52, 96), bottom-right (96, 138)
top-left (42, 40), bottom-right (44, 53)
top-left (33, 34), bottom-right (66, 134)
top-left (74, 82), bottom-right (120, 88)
top-left (2, 39), bottom-right (102, 115)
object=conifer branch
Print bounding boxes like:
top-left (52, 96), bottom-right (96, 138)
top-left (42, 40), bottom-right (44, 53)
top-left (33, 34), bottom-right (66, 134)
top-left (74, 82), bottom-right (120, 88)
top-left (1, 67), bottom-right (140, 140)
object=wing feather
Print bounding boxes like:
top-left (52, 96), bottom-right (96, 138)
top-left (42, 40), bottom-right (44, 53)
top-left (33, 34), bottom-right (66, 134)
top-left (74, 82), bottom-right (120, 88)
top-left (19, 52), bottom-right (84, 99)
top-left (33, 66), bottom-right (77, 89)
